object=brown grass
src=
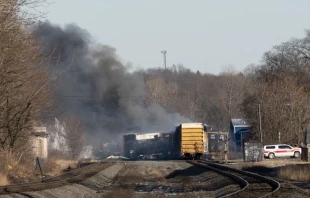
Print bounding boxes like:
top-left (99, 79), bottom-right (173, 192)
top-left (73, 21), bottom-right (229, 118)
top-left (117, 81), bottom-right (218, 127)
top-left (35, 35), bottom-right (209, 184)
top-left (145, 168), bottom-right (168, 185)
top-left (41, 158), bottom-right (78, 176)
top-left (278, 165), bottom-right (310, 182)
top-left (102, 188), bottom-right (134, 198)
top-left (0, 149), bottom-right (78, 185)
top-left (0, 173), bottom-right (8, 186)
top-left (113, 165), bottom-right (144, 184)
top-left (225, 159), bottom-right (310, 182)
top-left (43, 150), bottom-right (78, 176)
top-left (228, 159), bottom-right (310, 170)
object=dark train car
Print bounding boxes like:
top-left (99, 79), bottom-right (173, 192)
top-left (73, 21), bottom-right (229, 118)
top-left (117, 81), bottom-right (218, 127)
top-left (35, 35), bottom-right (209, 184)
top-left (121, 123), bottom-right (208, 160)
top-left (204, 132), bottom-right (229, 155)
top-left (121, 134), bottom-right (136, 158)
top-left (121, 132), bottom-right (175, 159)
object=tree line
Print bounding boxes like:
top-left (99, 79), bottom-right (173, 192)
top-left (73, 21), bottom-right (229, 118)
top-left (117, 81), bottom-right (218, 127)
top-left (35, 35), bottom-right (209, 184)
top-left (140, 31), bottom-right (310, 146)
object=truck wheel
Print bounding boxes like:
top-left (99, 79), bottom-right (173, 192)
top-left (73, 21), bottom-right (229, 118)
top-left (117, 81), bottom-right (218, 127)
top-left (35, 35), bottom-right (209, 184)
top-left (268, 153), bottom-right (275, 159)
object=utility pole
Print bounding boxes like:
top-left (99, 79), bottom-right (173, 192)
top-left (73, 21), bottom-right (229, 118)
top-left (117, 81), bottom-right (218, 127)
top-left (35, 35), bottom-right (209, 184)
top-left (258, 104), bottom-right (262, 143)
top-left (161, 50), bottom-right (167, 69)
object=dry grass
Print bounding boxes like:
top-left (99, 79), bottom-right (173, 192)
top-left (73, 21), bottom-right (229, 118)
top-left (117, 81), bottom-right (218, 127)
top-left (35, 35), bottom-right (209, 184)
top-left (54, 159), bottom-right (77, 170)
top-left (113, 165), bottom-right (144, 184)
top-left (228, 159), bottom-right (310, 170)
top-left (145, 168), bottom-right (168, 185)
top-left (256, 159), bottom-right (310, 167)
top-left (41, 158), bottom-right (78, 176)
top-left (102, 188), bottom-right (134, 198)
top-left (278, 165), bottom-right (310, 182)
top-left (42, 150), bottom-right (78, 176)
top-left (0, 149), bottom-right (77, 185)
top-left (0, 173), bottom-right (8, 186)
top-left (226, 159), bottom-right (310, 182)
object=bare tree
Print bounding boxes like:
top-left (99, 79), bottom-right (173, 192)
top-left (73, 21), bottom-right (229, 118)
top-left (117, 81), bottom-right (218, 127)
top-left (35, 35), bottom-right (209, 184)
top-left (145, 75), bottom-right (179, 113)
top-left (64, 117), bottom-right (86, 160)
top-left (242, 30), bottom-right (310, 145)
top-left (0, 0), bottom-right (54, 169)
top-left (207, 66), bottom-right (248, 131)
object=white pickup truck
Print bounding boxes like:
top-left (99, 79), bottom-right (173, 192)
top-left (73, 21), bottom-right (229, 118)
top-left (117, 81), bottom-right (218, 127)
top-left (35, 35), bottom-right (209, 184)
top-left (263, 144), bottom-right (301, 159)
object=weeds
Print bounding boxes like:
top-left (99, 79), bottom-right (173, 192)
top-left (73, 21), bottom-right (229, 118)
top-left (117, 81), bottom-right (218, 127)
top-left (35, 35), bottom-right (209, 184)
top-left (102, 188), bottom-right (133, 198)
top-left (0, 173), bottom-right (7, 185)
top-left (278, 165), bottom-right (310, 182)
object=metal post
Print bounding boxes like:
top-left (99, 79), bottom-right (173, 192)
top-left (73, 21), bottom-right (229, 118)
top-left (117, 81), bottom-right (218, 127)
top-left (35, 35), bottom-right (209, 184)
top-left (233, 127), bottom-right (236, 153)
top-left (224, 136), bottom-right (228, 163)
top-left (161, 50), bottom-right (167, 69)
top-left (259, 104), bottom-right (262, 142)
top-left (241, 131), bottom-right (243, 151)
top-left (36, 157), bottom-right (44, 178)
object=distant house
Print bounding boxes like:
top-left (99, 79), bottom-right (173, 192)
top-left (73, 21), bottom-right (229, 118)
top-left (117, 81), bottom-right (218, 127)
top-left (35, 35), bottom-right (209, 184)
top-left (229, 119), bottom-right (251, 151)
top-left (32, 127), bottom-right (48, 159)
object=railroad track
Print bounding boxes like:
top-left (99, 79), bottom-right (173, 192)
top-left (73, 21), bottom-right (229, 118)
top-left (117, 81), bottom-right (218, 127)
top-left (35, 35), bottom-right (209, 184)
top-left (97, 161), bottom-right (242, 197)
top-left (189, 160), bottom-right (281, 198)
top-left (0, 162), bottom-right (113, 195)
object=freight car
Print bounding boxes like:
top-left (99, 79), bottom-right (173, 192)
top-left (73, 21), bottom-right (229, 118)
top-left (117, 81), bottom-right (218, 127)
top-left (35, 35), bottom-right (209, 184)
top-left (121, 123), bottom-right (206, 160)
top-left (121, 132), bottom-right (175, 159)
top-left (204, 132), bottom-right (229, 155)
top-left (174, 123), bottom-right (204, 159)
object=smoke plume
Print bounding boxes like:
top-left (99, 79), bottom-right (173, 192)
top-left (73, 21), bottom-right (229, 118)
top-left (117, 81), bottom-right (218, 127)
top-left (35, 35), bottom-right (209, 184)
top-left (35, 21), bottom-right (190, 147)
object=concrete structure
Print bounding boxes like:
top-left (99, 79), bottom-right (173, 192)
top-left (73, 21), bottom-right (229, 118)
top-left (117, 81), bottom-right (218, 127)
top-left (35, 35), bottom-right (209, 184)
top-left (230, 119), bottom-right (251, 152)
top-left (32, 127), bottom-right (48, 159)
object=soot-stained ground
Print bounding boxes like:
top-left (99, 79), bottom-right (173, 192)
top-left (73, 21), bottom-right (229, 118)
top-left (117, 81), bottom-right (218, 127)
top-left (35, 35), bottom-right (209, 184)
top-left (1, 161), bottom-right (239, 198)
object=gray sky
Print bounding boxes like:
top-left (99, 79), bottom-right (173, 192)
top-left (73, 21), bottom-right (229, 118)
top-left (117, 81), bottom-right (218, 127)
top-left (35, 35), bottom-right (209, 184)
top-left (40, 0), bottom-right (310, 74)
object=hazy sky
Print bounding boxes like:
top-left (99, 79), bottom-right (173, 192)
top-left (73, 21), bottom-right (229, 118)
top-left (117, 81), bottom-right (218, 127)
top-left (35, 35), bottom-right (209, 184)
top-left (39, 0), bottom-right (310, 74)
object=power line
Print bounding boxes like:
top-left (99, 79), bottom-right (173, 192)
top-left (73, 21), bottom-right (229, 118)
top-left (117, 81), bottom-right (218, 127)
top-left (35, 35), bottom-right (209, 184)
top-left (55, 95), bottom-right (102, 101)
top-left (54, 95), bottom-right (138, 103)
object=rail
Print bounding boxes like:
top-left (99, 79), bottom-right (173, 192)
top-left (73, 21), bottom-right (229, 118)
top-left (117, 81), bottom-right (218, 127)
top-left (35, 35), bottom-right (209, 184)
top-left (0, 162), bottom-right (112, 195)
top-left (192, 160), bottom-right (281, 198)
top-left (187, 160), bottom-right (249, 197)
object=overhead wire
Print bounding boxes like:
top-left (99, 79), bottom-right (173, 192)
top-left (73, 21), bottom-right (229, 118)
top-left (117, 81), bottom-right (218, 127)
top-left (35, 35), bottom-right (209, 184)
top-left (54, 95), bottom-right (103, 101)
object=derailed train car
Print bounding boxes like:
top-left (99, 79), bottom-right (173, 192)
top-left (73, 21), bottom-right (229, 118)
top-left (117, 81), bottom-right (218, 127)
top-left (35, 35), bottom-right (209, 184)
top-left (121, 123), bottom-right (205, 160)
top-left (121, 132), bottom-right (175, 159)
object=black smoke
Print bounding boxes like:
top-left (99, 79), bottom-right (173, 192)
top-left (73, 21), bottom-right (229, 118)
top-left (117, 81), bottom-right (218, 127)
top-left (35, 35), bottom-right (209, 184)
top-left (35, 21), bottom-right (190, 147)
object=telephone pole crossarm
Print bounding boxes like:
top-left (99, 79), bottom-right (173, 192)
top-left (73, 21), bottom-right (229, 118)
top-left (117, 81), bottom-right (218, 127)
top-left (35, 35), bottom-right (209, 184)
top-left (161, 50), bottom-right (167, 69)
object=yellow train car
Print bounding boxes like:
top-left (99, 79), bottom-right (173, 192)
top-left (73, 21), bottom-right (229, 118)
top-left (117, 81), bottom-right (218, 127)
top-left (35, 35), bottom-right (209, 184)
top-left (175, 123), bottom-right (204, 159)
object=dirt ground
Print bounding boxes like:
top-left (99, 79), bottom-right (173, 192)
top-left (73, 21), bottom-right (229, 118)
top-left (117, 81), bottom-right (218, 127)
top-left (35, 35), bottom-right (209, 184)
top-left (3, 159), bottom-right (310, 198)
top-left (2, 161), bottom-right (239, 198)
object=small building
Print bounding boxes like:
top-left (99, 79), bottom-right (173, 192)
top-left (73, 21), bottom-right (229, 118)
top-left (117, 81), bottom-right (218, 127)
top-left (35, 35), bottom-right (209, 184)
top-left (230, 119), bottom-right (251, 152)
top-left (32, 127), bottom-right (48, 159)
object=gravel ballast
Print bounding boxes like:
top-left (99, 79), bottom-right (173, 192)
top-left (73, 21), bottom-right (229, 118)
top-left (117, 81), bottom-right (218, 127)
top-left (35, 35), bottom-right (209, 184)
top-left (1, 161), bottom-right (240, 198)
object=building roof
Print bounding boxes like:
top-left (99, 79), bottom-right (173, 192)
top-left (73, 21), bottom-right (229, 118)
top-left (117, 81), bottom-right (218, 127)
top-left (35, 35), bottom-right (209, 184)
top-left (32, 127), bottom-right (48, 137)
top-left (33, 127), bottom-right (47, 132)
top-left (231, 119), bottom-right (251, 127)
top-left (33, 132), bottom-right (48, 137)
